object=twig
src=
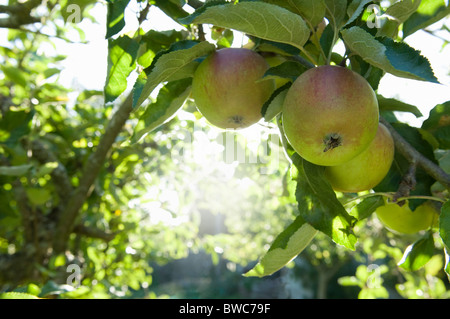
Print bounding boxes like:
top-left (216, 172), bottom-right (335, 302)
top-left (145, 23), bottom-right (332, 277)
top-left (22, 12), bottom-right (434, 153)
top-left (0, 0), bottom-right (43, 29)
top-left (137, 0), bottom-right (151, 25)
top-left (393, 162), bottom-right (417, 206)
top-left (290, 54), bottom-right (315, 69)
top-left (197, 24), bottom-right (206, 42)
top-left (380, 117), bottom-right (450, 191)
top-left (73, 224), bottom-right (118, 242)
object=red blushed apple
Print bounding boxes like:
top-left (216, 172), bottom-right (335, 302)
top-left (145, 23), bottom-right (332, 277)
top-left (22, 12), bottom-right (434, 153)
top-left (282, 65), bottom-right (379, 166)
top-left (192, 48), bottom-right (275, 129)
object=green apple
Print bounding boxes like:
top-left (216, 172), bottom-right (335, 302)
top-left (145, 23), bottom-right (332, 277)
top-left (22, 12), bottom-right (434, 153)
top-left (191, 48), bottom-right (275, 129)
top-left (282, 65), bottom-right (379, 166)
top-left (325, 123), bottom-right (394, 193)
top-left (375, 200), bottom-right (438, 234)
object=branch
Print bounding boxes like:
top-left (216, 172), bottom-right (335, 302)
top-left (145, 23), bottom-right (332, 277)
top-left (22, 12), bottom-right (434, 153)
top-left (0, 0), bottom-right (43, 29)
top-left (380, 117), bottom-right (450, 190)
top-left (53, 93), bottom-right (134, 253)
top-left (73, 224), bottom-right (118, 242)
top-left (393, 162), bottom-right (417, 206)
top-left (0, 251), bottom-right (36, 285)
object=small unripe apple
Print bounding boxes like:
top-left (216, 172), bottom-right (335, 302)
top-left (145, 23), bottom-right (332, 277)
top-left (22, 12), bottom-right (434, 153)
top-left (282, 65), bottom-right (379, 166)
top-left (325, 123), bottom-right (394, 193)
top-left (191, 48), bottom-right (275, 129)
top-left (375, 200), bottom-right (438, 234)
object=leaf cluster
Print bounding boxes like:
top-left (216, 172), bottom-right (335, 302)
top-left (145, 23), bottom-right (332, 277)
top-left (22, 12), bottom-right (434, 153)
top-left (1, 0), bottom-right (450, 299)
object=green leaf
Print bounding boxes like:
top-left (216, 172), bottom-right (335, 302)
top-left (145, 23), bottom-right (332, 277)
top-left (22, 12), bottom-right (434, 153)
top-left (26, 188), bottom-right (52, 206)
top-left (349, 195), bottom-right (384, 221)
top-left (440, 201), bottom-right (450, 252)
top-left (337, 275), bottom-right (362, 287)
top-left (345, 0), bottom-right (372, 27)
top-left (403, 0), bottom-right (450, 38)
top-left (0, 292), bottom-right (39, 299)
top-left (379, 37), bottom-right (438, 83)
top-left (432, 126), bottom-right (450, 149)
top-left (341, 26), bottom-right (438, 83)
top-left (349, 54), bottom-right (384, 91)
top-left (262, 0), bottom-right (326, 27)
top-left (422, 101), bottom-right (450, 149)
top-left (36, 162), bottom-right (59, 178)
top-left (137, 29), bottom-right (187, 69)
top-left (244, 216), bottom-right (318, 277)
top-left (398, 232), bottom-right (435, 271)
top-left (131, 78), bottom-right (192, 144)
top-left (211, 27), bottom-right (234, 48)
top-left (60, 286), bottom-right (91, 299)
top-left (253, 38), bottom-right (301, 56)
top-left (359, 286), bottom-right (389, 299)
top-left (422, 101), bottom-right (450, 130)
top-left (133, 40), bottom-right (215, 109)
top-left (38, 281), bottom-right (75, 298)
top-left (261, 83), bottom-right (290, 122)
top-left (0, 109), bottom-right (34, 145)
top-left (445, 248), bottom-right (450, 281)
top-left (377, 95), bottom-right (423, 118)
top-left (180, 2), bottom-right (310, 50)
top-left (1, 65), bottom-right (29, 87)
top-left (293, 154), bottom-right (357, 250)
top-left (0, 164), bottom-right (32, 176)
top-left (319, 23), bottom-right (335, 58)
top-left (263, 60), bottom-right (308, 82)
top-left (104, 35), bottom-right (139, 103)
top-left (154, 0), bottom-right (189, 21)
top-left (105, 0), bottom-right (130, 39)
top-left (385, 0), bottom-right (421, 22)
top-left (324, 0), bottom-right (347, 30)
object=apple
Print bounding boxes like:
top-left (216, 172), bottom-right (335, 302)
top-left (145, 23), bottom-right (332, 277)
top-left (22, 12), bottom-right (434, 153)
top-left (375, 200), bottom-right (439, 234)
top-left (191, 48), bottom-right (275, 129)
top-left (324, 123), bottom-right (394, 193)
top-left (282, 65), bottom-right (379, 166)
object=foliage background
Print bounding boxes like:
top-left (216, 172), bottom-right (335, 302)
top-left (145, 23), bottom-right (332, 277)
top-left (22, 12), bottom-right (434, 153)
top-left (0, 0), bottom-right (450, 299)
